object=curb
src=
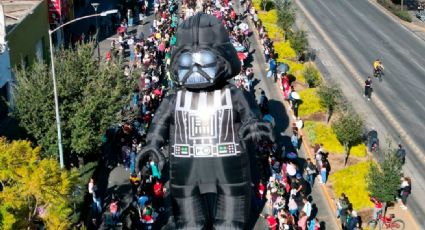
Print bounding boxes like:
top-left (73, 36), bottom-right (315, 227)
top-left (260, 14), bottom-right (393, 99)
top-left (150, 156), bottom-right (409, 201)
top-left (367, 0), bottom-right (425, 36)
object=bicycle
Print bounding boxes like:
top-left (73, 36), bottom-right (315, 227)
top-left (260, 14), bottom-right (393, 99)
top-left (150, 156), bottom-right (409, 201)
top-left (368, 213), bottom-right (405, 230)
top-left (373, 66), bottom-right (384, 82)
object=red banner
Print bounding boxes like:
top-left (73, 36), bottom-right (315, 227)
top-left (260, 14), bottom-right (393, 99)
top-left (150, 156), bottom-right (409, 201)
top-left (48, 0), bottom-right (61, 24)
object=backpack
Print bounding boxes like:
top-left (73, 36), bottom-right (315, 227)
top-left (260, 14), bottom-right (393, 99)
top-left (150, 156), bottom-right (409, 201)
top-left (259, 95), bottom-right (268, 108)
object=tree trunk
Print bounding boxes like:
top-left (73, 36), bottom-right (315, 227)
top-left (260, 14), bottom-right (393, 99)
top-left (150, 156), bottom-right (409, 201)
top-left (326, 106), bottom-right (333, 124)
top-left (382, 201), bottom-right (388, 216)
top-left (401, 0), bottom-right (404, 11)
top-left (343, 143), bottom-right (349, 166)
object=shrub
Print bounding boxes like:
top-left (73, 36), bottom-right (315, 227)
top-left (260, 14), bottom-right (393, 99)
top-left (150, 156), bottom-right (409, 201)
top-left (304, 121), bottom-right (317, 142)
top-left (298, 88), bottom-right (326, 117)
top-left (377, 0), bottom-right (412, 22)
top-left (263, 23), bottom-right (284, 40)
top-left (288, 30), bottom-right (309, 56)
top-left (302, 63), bottom-right (321, 87)
top-left (261, 0), bottom-right (275, 11)
top-left (303, 121), bottom-right (366, 157)
top-left (367, 150), bottom-right (403, 203)
top-left (274, 41), bottom-right (296, 60)
top-left (277, 1), bottom-right (295, 32)
top-left (329, 161), bottom-right (374, 210)
top-left (394, 10), bottom-right (412, 22)
top-left (258, 10), bottom-right (278, 24)
top-left (253, 0), bottom-right (262, 10)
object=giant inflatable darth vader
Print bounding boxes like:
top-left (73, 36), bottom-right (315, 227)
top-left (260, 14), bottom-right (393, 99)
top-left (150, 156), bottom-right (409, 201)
top-left (137, 13), bottom-right (273, 229)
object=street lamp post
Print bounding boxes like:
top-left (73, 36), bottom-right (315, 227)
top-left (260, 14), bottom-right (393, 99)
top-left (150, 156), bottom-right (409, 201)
top-left (48, 9), bottom-right (118, 168)
top-left (91, 2), bottom-right (101, 63)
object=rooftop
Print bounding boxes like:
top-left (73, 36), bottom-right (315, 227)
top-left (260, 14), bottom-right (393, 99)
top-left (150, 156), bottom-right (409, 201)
top-left (1, 0), bottom-right (42, 33)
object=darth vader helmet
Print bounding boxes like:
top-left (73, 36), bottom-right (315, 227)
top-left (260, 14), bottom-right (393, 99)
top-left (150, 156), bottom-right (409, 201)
top-left (170, 13), bottom-right (241, 89)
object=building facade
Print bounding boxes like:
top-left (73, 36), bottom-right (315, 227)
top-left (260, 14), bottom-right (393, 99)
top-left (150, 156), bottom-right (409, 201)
top-left (0, 0), bottom-right (49, 123)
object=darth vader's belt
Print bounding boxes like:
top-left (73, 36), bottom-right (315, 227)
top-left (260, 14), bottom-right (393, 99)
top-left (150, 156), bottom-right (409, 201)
top-left (172, 143), bottom-right (240, 158)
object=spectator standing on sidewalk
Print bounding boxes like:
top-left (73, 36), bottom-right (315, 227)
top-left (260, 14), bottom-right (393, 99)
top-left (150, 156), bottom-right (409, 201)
top-left (291, 130), bottom-right (300, 151)
top-left (298, 211), bottom-right (308, 230)
top-left (347, 210), bottom-right (360, 230)
top-left (396, 144), bottom-right (406, 165)
top-left (320, 160), bottom-right (328, 184)
top-left (260, 214), bottom-right (278, 230)
top-left (399, 176), bottom-right (411, 210)
top-left (364, 76), bottom-right (372, 101)
top-left (127, 9), bottom-right (134, 27)
top-left (336, 193), bottom-right (349, 229)
top-left (305, 158), bottom-right (317, 187)
top-left (258, 90), bottom-right (269, 115)
top-left (302, 196), bottom-right (312, 218)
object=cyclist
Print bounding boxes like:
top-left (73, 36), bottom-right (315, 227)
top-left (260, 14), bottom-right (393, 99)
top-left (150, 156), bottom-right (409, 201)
top-left (373, 59), bottom-right (384, 77)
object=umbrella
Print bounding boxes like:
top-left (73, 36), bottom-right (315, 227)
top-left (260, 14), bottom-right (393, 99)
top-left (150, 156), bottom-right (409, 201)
top-left (234, 44), bottom-right (246, 52)
top-left (263, 114), bottom-right (274, 123)
top-left (117, 26), bottom-right (126, 34)
top-left (277, 62), bottom-right (290, 74)
top-left (239, 22), bottom-right (249, 31)
top-left (290, 91), bottom-right (300, 100)
top-left (237, 52), bottom-right (247, 61)
top-left (287, 152), bottom-right (297, 159)
top-left (263, 114), bottom-right (275, 127)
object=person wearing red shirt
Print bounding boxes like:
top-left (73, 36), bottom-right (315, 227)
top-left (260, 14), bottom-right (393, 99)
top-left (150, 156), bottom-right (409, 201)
top-left (153, 179), bottom-right (165, 211)
top-left (257, 181), bottom-right (266, 200)
top-left (281, 73), bottom-right (290, 99)
top-left (260, 214), bottom-right (277, 230)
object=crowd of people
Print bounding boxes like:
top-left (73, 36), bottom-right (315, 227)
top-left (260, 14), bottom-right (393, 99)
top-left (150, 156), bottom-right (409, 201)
top-left (85, 0), bottom-right (181, 229)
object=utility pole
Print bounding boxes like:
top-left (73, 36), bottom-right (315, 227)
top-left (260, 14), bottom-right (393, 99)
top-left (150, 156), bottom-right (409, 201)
top-left (91, 3), bottom-right (101, 63)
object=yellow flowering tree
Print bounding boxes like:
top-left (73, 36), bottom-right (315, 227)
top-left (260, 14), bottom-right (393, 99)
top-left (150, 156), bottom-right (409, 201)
top-left (0, 138), bottom-right (78, 229)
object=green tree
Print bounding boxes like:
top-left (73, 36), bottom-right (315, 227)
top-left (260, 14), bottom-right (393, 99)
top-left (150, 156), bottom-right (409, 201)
top-left (366, 149), bottom-right (402, 208)
top-left (0, 138), bottom-right (78, 229)
top-left (288, 30), bottom-right (309, 57)
top-left (276, 0), bottom-right (296, 34)
top-left (332, 112), bottom-right (364, 165)
top-left (261, 0), bottom-right (274, 11)
top-left (13, 42), bottom-right (129, 159)
top-left (302, 63), bottom-right (321, 88)
top-left (317, 84), bottom-right (341, 123)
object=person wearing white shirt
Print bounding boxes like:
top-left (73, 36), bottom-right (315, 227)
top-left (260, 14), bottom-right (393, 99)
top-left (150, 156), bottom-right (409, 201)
top-left (302, 197), bottom-right (312, 217)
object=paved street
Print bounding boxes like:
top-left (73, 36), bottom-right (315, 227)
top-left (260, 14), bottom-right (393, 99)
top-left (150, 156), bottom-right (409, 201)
top-left (297, 0), bottom-right (425, 226)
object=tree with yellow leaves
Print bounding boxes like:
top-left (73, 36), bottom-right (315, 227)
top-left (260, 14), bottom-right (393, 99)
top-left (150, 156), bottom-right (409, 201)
top-left (0, 138), bottom-right (78, 229)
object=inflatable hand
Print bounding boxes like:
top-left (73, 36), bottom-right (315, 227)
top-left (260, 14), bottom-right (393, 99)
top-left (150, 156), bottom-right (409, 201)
top-left (136, 146), bottom-right (166, 172)
top-left (239, 119), bottom-right (274, 143)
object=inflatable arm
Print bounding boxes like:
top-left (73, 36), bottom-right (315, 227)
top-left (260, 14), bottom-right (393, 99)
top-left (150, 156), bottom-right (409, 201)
top-left (234, 89), bottom-right (274, 143)
top-left (136, 94), bottom-right (175, 171)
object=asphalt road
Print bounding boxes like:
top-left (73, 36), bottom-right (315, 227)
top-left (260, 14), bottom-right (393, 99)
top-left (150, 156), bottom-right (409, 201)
top-left (298, 0), bottom-right (425, 225)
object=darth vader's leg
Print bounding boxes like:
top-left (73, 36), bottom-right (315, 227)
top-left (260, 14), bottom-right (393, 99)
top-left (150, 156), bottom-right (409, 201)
top-left (170, 184), bottom-right (209, 230)
top-left (213, 182), bottom-right (252, 230)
